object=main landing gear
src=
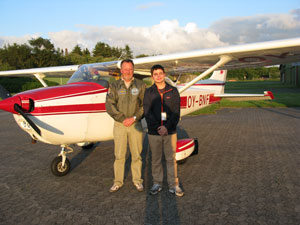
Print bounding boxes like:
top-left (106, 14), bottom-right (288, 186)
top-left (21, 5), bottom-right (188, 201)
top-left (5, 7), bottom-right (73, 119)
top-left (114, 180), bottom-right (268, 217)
top-left (50, 145), bottom-right (73, 176)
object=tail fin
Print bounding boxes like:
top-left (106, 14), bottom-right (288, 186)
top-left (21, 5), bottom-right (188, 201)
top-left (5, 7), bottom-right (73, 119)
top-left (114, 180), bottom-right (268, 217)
top-left (194, 70), bottom-right (227, 94)
top-left (209, 70), bottom-right (227, 82)
top-left (0, 84), bottom-right (11, 99)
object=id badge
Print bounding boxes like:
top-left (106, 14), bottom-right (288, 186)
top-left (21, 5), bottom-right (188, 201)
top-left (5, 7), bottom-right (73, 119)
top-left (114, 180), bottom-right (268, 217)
top-left (161, 112), bottom-right (167, 121)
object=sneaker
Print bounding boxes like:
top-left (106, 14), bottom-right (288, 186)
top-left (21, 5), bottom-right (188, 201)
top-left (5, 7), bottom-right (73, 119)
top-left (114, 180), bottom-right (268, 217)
top-left (134, 183), bottom-right (144, 192)
top-left (109, 184), bottom-right (123, 193)
top-left (149, 184), bottom-right (162, 195)
top-left (169, 185), bottom-right (184, 197)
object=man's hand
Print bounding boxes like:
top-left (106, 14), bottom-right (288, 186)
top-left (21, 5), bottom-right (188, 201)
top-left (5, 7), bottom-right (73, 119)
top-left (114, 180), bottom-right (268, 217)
top-left (157, 126), bottom-right (168, 136)
top-left (123, 117), bottom-right (136, 127)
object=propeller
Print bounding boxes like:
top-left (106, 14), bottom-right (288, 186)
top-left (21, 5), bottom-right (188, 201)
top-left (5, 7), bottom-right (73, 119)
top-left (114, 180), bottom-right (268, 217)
top-left (14, 103), bottom-right (41, 136)
top-left (0, 84), bottom-right (11, 100)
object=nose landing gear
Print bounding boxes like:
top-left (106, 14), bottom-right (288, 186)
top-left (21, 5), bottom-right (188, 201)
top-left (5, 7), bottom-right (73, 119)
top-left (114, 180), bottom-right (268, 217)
top-left (50, 145), bottom-right (73, 176)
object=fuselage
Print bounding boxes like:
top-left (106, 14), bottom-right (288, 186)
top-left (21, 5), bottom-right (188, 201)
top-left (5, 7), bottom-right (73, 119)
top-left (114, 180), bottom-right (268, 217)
top-left (8, 82), bottom-right (114, 145)
top-left (0, 66), bottom-right (224, 146)
top-left (0, 82), bottom-right (222, 145)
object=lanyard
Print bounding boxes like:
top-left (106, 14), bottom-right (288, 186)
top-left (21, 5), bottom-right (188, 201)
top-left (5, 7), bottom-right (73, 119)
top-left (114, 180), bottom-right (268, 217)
top-left (156, 85), bottom-right (172, 125)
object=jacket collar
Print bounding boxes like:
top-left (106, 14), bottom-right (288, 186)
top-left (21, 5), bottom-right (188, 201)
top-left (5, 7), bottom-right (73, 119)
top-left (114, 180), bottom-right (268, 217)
top-left (120, 77), bottom-right (136, 88)
top-left (153, 82), bottom-right (173, 91)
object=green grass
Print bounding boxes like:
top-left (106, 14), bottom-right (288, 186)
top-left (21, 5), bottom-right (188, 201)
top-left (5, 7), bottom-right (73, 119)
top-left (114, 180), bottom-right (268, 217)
top-left (190, 80), bottom-right (300, 115)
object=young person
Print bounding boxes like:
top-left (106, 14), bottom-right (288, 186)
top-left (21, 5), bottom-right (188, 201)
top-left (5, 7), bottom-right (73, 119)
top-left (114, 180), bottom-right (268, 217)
top-left (143, 64), bottom-right (184, 197)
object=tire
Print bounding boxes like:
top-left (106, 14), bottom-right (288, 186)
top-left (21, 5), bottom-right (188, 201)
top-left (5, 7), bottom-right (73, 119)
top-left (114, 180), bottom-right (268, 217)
top-left (51, 156), bottom-right (70, 176)
top-left (177, 158), bottom-right (188, 165)
top-left (81, 143), bottom-right (94, 150)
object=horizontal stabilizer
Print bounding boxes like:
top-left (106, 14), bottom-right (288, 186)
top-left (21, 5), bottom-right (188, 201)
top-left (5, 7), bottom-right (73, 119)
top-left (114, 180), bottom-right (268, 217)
top-left (215, 91), bottom-right (274, 101)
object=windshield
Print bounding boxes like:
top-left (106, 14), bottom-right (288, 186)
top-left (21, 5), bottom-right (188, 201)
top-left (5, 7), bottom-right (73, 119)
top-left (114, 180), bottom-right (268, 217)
top-left (67, 62), bottom-right (119, 88)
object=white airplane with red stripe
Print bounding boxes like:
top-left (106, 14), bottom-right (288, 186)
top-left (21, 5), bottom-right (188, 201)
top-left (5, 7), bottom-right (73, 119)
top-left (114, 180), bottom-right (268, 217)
top-left (0, 38), bottom-right (299, 176)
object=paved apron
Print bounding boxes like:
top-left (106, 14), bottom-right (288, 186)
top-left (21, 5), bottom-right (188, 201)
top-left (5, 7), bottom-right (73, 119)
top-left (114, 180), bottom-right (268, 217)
top-left (0, 108), bottom-right (299, 225)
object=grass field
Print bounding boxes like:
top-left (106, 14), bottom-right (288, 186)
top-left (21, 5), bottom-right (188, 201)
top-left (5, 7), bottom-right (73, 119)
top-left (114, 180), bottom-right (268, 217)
top-left (191, 80), bottom-right (300, 115)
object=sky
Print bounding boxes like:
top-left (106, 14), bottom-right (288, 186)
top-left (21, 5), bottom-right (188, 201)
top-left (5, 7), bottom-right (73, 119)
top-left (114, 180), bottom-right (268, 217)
top-left (0, 0), bottom-right (300, 56)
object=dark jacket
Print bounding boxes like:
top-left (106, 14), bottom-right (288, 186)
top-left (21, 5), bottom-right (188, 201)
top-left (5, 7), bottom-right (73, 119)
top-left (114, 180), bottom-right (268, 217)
top-left (106, 78), bottom-right (146, 123)
top-left (143, 82), bottom-right (180, 135)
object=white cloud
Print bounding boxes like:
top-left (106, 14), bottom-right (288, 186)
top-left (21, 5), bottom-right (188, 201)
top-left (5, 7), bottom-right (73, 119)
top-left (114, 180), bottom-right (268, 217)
top-left (47, 20), bottom-right (226, 55)
top-left (0, 9), bottom-right (299, 56)
top-left (0, 34), bottom-right (40, 47)
top-left (209, 9), bottom-right (300, 44)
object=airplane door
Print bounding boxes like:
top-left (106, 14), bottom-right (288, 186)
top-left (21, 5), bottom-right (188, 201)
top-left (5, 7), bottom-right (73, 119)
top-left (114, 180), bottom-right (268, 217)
top-left (84, 92), bottom-right (114, 142)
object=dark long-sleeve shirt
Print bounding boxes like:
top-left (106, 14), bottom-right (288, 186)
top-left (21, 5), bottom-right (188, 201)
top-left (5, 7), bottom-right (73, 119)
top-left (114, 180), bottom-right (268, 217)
top-left (143, 83), bottom-right (180, 135)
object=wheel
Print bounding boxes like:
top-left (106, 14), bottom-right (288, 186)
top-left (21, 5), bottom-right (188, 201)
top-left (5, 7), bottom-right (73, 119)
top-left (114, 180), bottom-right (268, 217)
top-left (191, 138), bottom-right (199, 156)
top-left (51, 156), bottom-right (70, 176)
top-left (177, 158), bottom-right (188, 165)
top-left (81, 143), bottom-right (94, 150)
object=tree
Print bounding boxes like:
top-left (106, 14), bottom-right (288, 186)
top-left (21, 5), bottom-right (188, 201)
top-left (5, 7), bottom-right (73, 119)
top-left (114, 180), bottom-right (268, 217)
top-left (227, 67), bottom-right (280, 80)
top-left (93, 42), bottom-right (112, 57)
top-left (135, 54), bottom-right (149, 58)
top-left (82, 48), bottom-right (91, 56)
top-left (111, 46), bottom-right (122, 58)
top-left (29, 37), bottom-right (65, 67)
top-left (71, 45), bottom-right (83, 56)
top-left (0, 43), bottom-right (33, 70)
top-left (122, 44), bottom-right (133, 59)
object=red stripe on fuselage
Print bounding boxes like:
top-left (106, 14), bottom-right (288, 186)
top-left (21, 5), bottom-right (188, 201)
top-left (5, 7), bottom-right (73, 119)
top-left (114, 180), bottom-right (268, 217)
top-left (180, 96), bottom-right (187, 109)
top-left (210, 95), bottom-right (222, 104)
top-left (15, 82), bottom-right (107, 102)
top-left (35, 89), bottom-right (107, 102)
top-left (30, 103), bottom-right (106, 116)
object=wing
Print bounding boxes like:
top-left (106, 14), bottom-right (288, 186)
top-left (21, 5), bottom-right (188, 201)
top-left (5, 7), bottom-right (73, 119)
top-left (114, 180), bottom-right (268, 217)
top-left (0, 65), bottom-right (79, 77)
top-left (0, 65), bottom-right (80, 87)
top-left (132, 38), bottom-right (300, 75)
top-left (1, 38), bottom-right (300, 80)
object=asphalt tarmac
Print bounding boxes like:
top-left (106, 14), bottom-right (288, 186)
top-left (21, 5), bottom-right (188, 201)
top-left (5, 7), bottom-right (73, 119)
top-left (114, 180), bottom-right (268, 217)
top-left (0, 108), bottom-right (300, 225)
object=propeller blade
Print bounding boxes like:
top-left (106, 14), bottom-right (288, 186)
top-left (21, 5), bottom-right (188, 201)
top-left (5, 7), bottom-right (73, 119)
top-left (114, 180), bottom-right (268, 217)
top-left (14, 104), bottom-right (41, 136)
top-left (0, 84), bottom-right (11, 100)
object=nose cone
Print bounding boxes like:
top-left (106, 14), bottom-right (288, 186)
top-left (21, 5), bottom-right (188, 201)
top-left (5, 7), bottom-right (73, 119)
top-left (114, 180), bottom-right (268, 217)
top-left (0, 96), bottom-right (21, 113)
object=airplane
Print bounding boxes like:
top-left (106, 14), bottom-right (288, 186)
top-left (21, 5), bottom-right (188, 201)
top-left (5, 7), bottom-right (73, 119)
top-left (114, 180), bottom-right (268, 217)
top-left (0, 37), bottom-right (299, 176)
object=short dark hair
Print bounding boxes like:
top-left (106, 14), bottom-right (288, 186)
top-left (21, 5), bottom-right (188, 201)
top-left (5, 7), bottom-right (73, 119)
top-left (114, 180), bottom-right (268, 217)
top-left (151, 64), bottom-right (165, 76)
top-left (121, 59), bottom-right (134, 67)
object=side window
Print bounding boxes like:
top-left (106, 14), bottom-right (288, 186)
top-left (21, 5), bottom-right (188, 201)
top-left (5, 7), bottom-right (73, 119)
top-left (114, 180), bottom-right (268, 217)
top-left (100, 76), bottom-right (117, 84)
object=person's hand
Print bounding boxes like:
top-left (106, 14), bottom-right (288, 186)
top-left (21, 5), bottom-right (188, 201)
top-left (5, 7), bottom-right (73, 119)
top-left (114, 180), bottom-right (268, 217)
top-left (123, 117), bottom-right (135, 127)
top-left (157, 126), bottom-right (168, 136)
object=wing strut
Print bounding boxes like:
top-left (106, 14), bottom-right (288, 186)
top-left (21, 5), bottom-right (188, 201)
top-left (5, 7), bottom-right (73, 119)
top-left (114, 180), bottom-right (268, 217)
top-left (178, 55), bottom-right (233, 94)
top-left (33, 73), bottom-right (48, 87)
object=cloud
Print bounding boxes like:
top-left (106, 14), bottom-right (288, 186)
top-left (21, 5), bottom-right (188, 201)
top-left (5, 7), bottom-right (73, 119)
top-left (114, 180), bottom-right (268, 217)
top-left (136, 2), bottom-right (164, 10)
top-left (46, 20), bottom-right (226, 55)
top-left (0, 34), bottom-right (40, 47)
top-left (209, 9), bottom-right (300, 44)
top-left (0, 9), bottom-right (299, 56)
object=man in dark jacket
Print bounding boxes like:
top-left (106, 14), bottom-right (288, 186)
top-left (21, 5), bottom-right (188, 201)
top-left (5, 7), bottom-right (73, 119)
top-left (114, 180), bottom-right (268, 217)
top-left (143, 64), bottom-right (184, 197)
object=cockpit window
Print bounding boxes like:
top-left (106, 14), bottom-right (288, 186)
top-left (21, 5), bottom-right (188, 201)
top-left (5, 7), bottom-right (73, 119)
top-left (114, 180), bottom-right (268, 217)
top-left (67, 63), bottom-right (118, 88)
